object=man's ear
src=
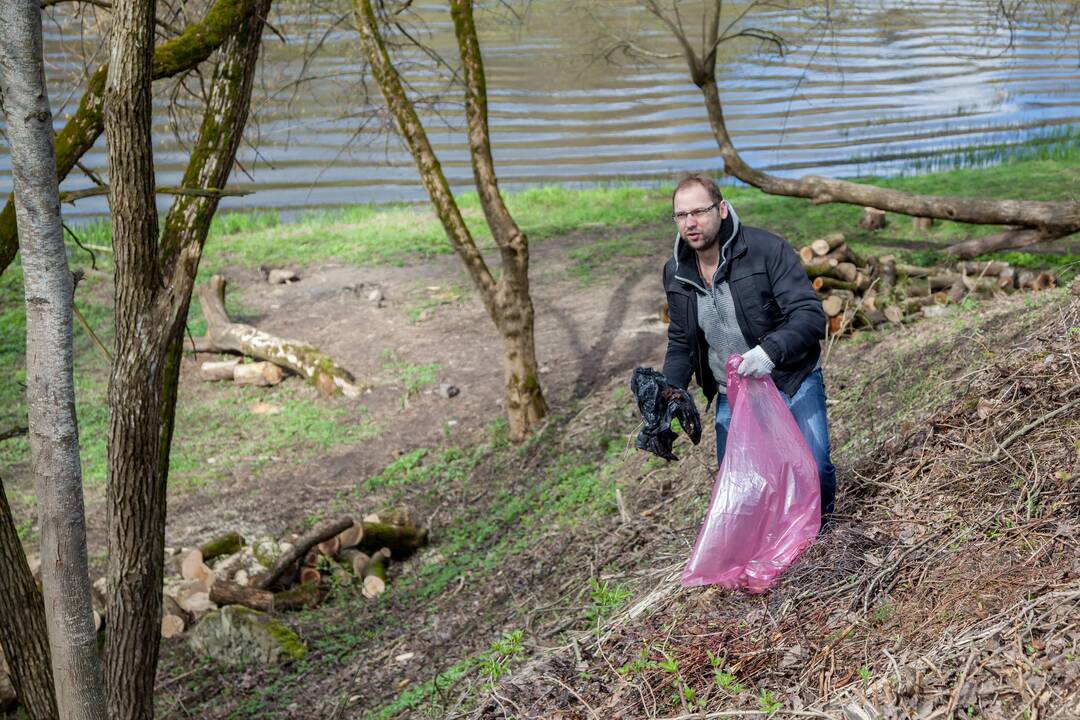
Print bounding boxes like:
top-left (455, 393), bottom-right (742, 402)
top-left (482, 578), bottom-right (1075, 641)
top-left (718, 200), bottom-right (729, 218)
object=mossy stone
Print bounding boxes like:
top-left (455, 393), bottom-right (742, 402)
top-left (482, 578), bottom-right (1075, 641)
top-left (189, 605), bottom-right (306, 668)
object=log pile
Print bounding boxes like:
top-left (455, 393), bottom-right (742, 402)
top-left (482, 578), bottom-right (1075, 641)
top-left (158, 512), bottom-right (428, 638)
top-left (796, 233), bottom-right (1058, 336)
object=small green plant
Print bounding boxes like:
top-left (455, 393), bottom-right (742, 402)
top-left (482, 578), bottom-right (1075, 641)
top-left (585, 577), bottom-right (632, 628)
top-left (707, 649), bottom-right (745, 694)
top-left (758, 688), bottom-right (781, 714)
top-left (857, 665), bottom-right (872, 682)
top-left (381, 349), bottom-right (440, 405)
top-left (478, 629), bottom-right (525, 688)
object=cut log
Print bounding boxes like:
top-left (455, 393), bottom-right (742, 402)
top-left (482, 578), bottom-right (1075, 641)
top-left (1031, 271), bottom-right (1057, 291)
top-left (335, 522), bottom-right (364, 549)
top-left (357, 522), bottom-right (429, 559)
top-left (362, 575), bottom-right (386, 599)
top-left (883, 305), bottom-right (904, 324)
top-left (381, 508), bottom-right (415, 528)
top-left (860, 290), bottom-right (878, 312)
top-left (209, 581), bottom-right (274, 612)
top-left (812, 276), bottom-right (857, 292)
top-left (852, 308), bottom-right (886, 328)
top-left (363, 548), bottom-right (391, 582)
top-left (339, 548), bottom-right (371, 576)
top-left (928, 273), bottom-right (963, 292)
top-left (903, 293), bottom-right (947, 312)
top-left (997, 267), bottom-right (1016, 289)
top-left (201, 359), bottom-right (240, 381)
top-left (876, 258), bottom-right (897, 299)
top-left (913, 216), bottom-right (934, 231)
top-left (233, 361), bottom-right (284, 387)
top-left (833, 262), bottom-right (858, 283)
top-left (298, 567), bottom-right (322, 585)
top-left (858, 207), bottom-right (886, 230)
top-left (821, 294), bottom-right (847, 318)
top-left (272, 581), bottom-right (321, 611)
top-left (200, 532), bottom-right (244, 563)
top-left (181, 550), bottom-right (216, 587)
top-left (255, 516), bottom-right (354, 590)
top-left (896, 264), bottom-right (933, 279)
top-left (317, 537), bottom-right (341, 558)
top-left (803, 260), bottom-right (836, 278)
top-left (161, 614), bottom-right (186, 639)
top-left (303, 549), bottom-right (320, 568)
top-left (947, 281), bottom-right (967, 304)
top-left (798, 246), bottom-right (815, 264)
top-left (810, 233), bottom-right (846, 256)
top-left (957, 260), bottom-right (1009, 277)
top-left (827, 315), bottom-right (848, 336)
top-left (196, 275), bottom-right (363, 397)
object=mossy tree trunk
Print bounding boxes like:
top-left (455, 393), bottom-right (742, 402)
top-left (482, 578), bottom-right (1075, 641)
top-left (102, 0), bottom-right (269, 717)
top-left (647, 0), bottom-right (1080, 255)
top-left (354, 0), bottom-right (547, 440)
top-left (0, 0), bottom-right (256, 279)
top-left (0, 2), bottom-right (108, 717)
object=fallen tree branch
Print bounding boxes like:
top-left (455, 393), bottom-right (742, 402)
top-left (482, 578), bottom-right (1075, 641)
top-left (980, 383), bottom-right (1080, 464)
top-left (195, 275), bottom-right (364, 397)
top-left (59, 185), bottom-right (251, 205)
top-left (652, 0), bottom-right (1080, 256)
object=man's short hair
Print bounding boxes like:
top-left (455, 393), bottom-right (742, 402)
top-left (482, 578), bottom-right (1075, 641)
top-left (672, 173), bottom-right (723, 207)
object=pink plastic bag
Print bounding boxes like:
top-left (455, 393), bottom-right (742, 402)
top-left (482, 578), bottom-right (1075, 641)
top-left (681, 354), bottom-right (821, 592)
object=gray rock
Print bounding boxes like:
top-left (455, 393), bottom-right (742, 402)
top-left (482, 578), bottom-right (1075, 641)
top-left (189, 606), bottom-right (306, 668)
top-left (437, 383), bottom-right (460, 399)
top-left (267, 268), bottom-right (300, 284)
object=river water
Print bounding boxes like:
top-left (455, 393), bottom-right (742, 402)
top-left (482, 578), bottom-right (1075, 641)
top-left (2, 0), bottom-right (1078, 220)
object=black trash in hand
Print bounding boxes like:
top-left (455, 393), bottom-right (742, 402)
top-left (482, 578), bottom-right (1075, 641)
top-left (630, 367), bottom-right (702, 461)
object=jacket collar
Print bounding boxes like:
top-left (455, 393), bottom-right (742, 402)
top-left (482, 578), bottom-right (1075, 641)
top-left (671, 202), bottom-right (743, 292)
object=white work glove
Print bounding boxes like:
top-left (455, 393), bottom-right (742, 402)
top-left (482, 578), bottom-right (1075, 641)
top-left (737, 345), bottom-right (775, 377)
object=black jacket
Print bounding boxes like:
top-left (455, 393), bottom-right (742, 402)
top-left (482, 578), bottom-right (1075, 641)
top-left (662, 222), bottom-right (826, 401)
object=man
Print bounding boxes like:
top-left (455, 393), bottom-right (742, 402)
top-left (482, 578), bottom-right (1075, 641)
top-left (662, 173), bottom-right (837, 519)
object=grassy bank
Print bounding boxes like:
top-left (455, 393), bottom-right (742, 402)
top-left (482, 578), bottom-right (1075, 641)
top-left (1, 137), bottom-right (1078, 501)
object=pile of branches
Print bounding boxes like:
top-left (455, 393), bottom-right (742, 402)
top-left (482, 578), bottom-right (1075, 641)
top-left (799, 233), bottom-right (1058, 335)
top-left (160, 511), bottom-right (428, 638)
top-left (476, 294), bottom-right (1080, 719)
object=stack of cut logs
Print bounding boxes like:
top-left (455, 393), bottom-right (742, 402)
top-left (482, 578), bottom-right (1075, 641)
top-left (160, 512), bottom-right (428, 638)
top-left (798, 233), bottom-right (1058, 336)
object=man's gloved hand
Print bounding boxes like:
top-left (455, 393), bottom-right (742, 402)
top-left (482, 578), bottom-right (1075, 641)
top-left (737, 345), bottom-right (775, 377)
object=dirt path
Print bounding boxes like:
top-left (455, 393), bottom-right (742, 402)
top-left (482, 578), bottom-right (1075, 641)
top-left (159, 224), bottom-right (673, 546)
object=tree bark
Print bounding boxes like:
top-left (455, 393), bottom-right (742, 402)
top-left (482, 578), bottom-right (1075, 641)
top-left (195, 275), bottom-right (361, 396)
top-left (0, 3), bottom-right (108, 717)
top-left (0, 0), bottom-right (257, 279)
top-left (103, 0), bottom-right (173, 716)
top-left (650, 1), bottom-right (1080, 255)
top-left (449, 0), bottom-right (547, 439)
top-left (99, 1), bottom-right (272, 714)
top-left (355, 0), bottom-right (547, 440)
top-left (0, 478), bottom-right (58, 720)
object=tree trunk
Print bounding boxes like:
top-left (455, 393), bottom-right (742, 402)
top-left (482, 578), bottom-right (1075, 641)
top-left (355, 0), bottom-right (547, 439)
top-left (0, 0), bottom-right (257, 279)
top-left (99, 2), bottom-right (270, 715)
top-left (103, 0), bottom-right (171, 716)
top-left (0, 3), bottom-right (108, 717)
top-left (0, 478), bottom-right (58, 720)
top-left (449, 0), bottom-right (547, 439)
top-left (652, 1), bottom-right (1080, 255)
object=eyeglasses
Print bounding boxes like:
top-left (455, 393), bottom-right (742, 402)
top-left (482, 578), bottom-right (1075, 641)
top-left (672, 203), bottom-right (718, 223)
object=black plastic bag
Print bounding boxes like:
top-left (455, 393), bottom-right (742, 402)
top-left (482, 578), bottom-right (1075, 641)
top-left (630, 367), bottom-right (702, 461)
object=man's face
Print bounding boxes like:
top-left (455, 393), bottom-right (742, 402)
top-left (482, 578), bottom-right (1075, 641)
top-left (673, 184), bottom-right (727, 252)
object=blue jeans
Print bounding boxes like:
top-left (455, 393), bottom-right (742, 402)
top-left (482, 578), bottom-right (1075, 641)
top-left (714, 369), bottom-right (837, 517)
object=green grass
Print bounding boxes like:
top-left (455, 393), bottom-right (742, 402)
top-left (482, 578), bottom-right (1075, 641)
top-left (167, 381), bottom-right (380, 490)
